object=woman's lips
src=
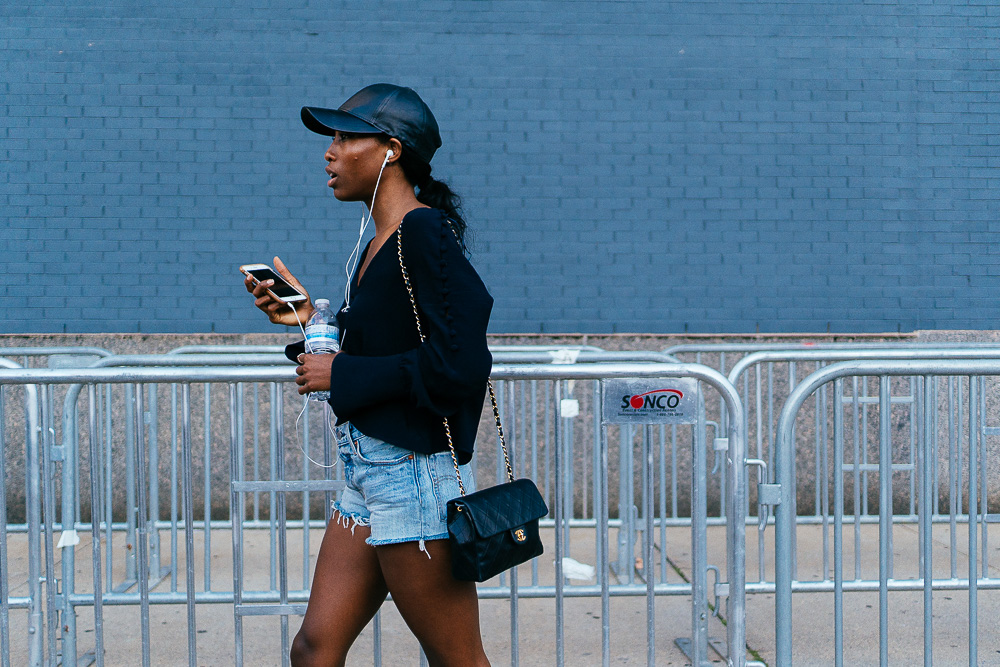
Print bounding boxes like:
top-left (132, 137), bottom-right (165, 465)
top-left (327, 174), bottom-right (337, 187)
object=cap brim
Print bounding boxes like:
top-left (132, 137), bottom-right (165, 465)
top-left (301, 107), bottom-right (383, 136)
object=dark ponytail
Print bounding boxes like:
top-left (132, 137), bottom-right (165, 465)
top-left (398, 148), bottom-right (468, 247)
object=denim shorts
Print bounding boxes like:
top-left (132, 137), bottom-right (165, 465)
top-left (333, 423), bottom-right (475, 553)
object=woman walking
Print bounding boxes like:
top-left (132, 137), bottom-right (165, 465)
top-left (245, 83), bottom-right (493, 666)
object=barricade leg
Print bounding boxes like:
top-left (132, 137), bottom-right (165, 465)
top-left (181, 384), bottom-right (198, 666)
top-left (86, 385), bottom-right (106, 667)
top-left (25, 386), bottom-right (44, 667)
top-left (40, 388), bottom-right (59, 664)
top-left (1, 388), bottom-right (10, 667)
top-left (129, 384), bottom-right (152, 666)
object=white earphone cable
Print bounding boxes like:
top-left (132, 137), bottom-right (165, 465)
top-left (288, 299), bottom-right (339, 468)
top-left (343, 150), bottom-right (392, 311)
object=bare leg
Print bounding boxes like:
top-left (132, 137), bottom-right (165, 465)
top-left (376, 539), bottom-right (490, 667)
top-left (290, 516), bottom-right (389, 667)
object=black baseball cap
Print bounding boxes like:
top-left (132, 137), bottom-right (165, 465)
top-left (301, 83), bottom-right (442, 164)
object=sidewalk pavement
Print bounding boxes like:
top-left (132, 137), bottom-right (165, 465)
top-left (5, 521), bottom-right (999, 665)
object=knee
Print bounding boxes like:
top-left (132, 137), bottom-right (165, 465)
top-left (289, 632), bottom-right (312, 667)
top-left (290, 629), bottom-right (345, 667)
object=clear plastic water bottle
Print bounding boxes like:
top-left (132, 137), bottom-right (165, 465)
top-left (304, 299), bottom-right (339, 402)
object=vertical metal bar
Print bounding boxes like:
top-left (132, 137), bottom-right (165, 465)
top-left (253, 384), bottom-right (261, 522)
top-left (968, 375), bottom-right (979, 666)
top-left (594, 381), bottom-right (603, 587)
top-left (862, 376), bottom-right (870, 521)
top-left (372, 610), bottom-right (382, 666)
top-left (60, 387), bottom-right (81, 665)
top-left (948, 378), bottom-right (958, 578)
top-left (303, 400), bottom-right (311, 589)
top-left (756, 363), bottom-right (767, 580)
top-left (553, 381), bottom-right (564, 667)
top-left (909, 378), bottom-right (917, 519)
top-left (820, 380), bottom-right (830, 580)
top-left (815, 381), bottom-right (822, 523)
top-left (133, 384), bottom-right (152, 667)
top-left (170, 385), bottom-right (179, 592)
top-left (87, 385), bottom-right (105, 667)
top-left (544, 383), bottom-right (552, 510)
top-left (789, 362), bottom-right (798, 579)
top-left (725, 383), bottom-right (747, 667)
top-left (671, 425), bottom-right (677, 520)
top-left (643, 424), bottom-right (654, 667)
top-left (563, 382), bottom-right (574, 562)
top-left (617, 424), bottom-right (628, 580)
top-left (659, 425), bottom-right (667, 584)
top-left (181, 384), bottom-right (198, 666)
top-left (0, 387), bottom-right (10, 667)
top-left (832, 379), bottom-right (844, 667)
top-left (229, 383), bottom-right (244, 667)
top-left (269, 386), bottom-right (278, 590)
top-left (957, 379), bottom-right (964, 519)
top-left (878, 376), bottom-right (890, 666)
top-left (148, 385), bottom-right (162, 581)
top-left (921, 376), bottom-right (933, 667)
top-left (775, 374), bottom-right (795, 664)
top-left (852, 377), bottom-right (862, 581)
top-left (275, 383), bottom-right (290, 667)
top-left (978, 381), bottom-right (988, 578)
top-left (203, 384), bottom-right (212, 591)
top-left (22, 383), bottom-right (44, 667)
top-left (533, 381), bottom-right (541, 586)
top-left (509, 381), bottom-right (519, 667)
top-left (40, 386), bottom-right (58, 664)
top-left (104, 385), bottom-right (113, 595)
top-left (691, 397), bottom-right (708, 665)
top-left (932, 377), bottom-right (940, 518)
top-left (598, 391), bottom-right (610, 667)
top-left (125, 384), bottom-right (138, 583)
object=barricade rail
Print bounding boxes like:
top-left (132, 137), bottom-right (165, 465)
top-left (726, 348), bottom-right (1000, 588)
top-left (0, 361), bottom-right (749, 667)
top-left (771, 359), bottom-right (1000, 666)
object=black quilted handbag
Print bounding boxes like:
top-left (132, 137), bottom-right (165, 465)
top-left (446, 465), bottom-right (548, 582)
top-left (398, 224), bottom-right (549, 582)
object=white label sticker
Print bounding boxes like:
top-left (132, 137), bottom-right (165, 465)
top-left (548, 349), bottom-right (581, 364)
top-left (560, 399), bottom-right (580, 418)
top-left (57, 529), bottom-right (80, 549)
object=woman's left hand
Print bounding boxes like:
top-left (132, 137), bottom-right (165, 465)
top-left (295, 353), bottom-right (337, 395)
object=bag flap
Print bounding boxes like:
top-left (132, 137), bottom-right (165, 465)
top-left (451, 479), bottom-right (548, 539)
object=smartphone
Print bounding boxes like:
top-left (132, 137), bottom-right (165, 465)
top-left (239, 264), bottom-right (308, 303)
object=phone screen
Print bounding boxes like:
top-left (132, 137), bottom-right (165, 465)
top-left (246, 268), bottom-right (304, 301)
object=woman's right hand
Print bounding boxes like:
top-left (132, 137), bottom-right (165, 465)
top-left (244, 257), bottom-right (314, 327)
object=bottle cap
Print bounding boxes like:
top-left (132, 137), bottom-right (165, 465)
top-left (314, 299), bottom-right (330, 308)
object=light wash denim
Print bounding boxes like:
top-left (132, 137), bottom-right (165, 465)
top-left (333, 423), bottom-right (475, 556)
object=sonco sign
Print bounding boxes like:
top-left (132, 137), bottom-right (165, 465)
top-left (601, 378), bottom-right (699, 425)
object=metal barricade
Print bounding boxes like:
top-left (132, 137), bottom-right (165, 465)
top-left (728, 348), bottom-right (1000, 586)
top-left (0, 360), bottom-right (750, 667)
top-left (770, 359), bottom-right (1000, 666)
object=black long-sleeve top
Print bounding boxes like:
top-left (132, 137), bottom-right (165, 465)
top-left (284, 207), bottom-right (493, 464)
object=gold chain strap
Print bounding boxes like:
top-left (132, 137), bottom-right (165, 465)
top-left (397, 225), bottom-right (514, 498)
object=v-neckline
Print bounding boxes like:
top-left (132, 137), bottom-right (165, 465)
top-left (355, 227), bottom-right (399, 287)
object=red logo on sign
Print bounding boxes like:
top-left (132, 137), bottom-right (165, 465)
top-left (623, 389), bottom-right (683, 410)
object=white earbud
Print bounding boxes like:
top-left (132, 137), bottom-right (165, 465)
top-left (385, 149), bottom-right (394, 159)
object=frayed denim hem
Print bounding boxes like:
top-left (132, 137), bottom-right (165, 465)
top-left (366, 533), bottom-right (449, 559)
top-left (330, 504), bottom-right (370, 535)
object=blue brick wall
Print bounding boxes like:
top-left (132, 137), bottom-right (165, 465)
top-left (3, 1), bottom-right (999, 334)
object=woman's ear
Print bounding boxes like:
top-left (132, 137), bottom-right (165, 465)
top-left (386, 137), bottom-right (403, 164)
